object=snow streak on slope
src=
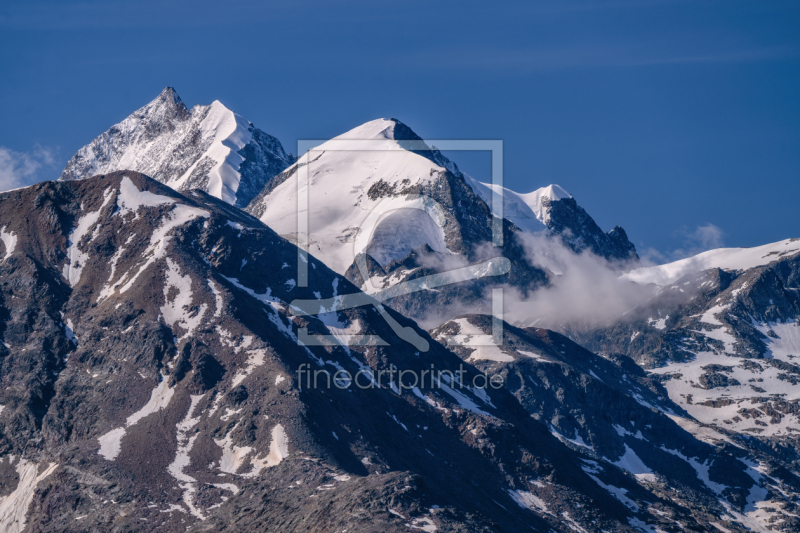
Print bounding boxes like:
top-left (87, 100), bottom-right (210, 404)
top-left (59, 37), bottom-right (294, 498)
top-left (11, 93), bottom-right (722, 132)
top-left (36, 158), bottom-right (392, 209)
top-left (251, 118), bottom-right (456, 274)
top-left (624, 238), bottom-right (800, 286)
top-left (161, 258), bottom-right (208, 340)
top-left (0, 226), bottom-right (17, 261)
top-left (0, 458), bottom-right (58, 533)
top-left (464, 177), bottom-right (570, 231)
top-left (62, 188), bottom-right (115, 287)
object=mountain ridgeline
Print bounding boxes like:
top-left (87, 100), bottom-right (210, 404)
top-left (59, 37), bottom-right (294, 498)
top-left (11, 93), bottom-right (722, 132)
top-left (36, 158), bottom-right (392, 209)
top-left (0, 87), bottom-right (795, 531)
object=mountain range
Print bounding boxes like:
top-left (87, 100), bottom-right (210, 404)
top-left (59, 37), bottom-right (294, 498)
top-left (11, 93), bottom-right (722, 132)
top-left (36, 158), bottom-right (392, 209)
top-left (0, 87), bottom-right (798, 532)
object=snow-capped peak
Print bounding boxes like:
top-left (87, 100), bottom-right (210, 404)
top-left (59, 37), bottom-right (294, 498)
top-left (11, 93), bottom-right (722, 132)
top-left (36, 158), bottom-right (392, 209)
top-left (519, 184), bottom-right (572, 224)
top-left (330, 117), bottom-right (437, 143)
top-left (333, 118), bottom-right (401, 141)
top-left (525, 184), bottom-right (571, 202)
top-left (60, 88), bottom-right (293, 208)
top-left (249, 118), bottom-right (454, 274)
top-left (464, 179), bottom-right (571, 231)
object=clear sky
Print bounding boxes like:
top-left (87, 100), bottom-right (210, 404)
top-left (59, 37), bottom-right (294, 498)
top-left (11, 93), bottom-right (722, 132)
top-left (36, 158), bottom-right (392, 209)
top-left (1, 0), bottom-right (798, 261)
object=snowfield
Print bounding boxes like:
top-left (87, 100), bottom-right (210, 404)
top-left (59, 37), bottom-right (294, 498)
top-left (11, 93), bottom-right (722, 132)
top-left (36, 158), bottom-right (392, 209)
top-left (624, 238), bottom-right (800, 286)
top-left (252, 118), bottom-right (457, 274)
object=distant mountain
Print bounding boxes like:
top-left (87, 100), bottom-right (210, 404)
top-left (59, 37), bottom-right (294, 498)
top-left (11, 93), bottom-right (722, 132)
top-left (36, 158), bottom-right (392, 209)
top-left (59, 87), bottom-right (294, 207)
top-left (247, 118), bottom-right (495, 274)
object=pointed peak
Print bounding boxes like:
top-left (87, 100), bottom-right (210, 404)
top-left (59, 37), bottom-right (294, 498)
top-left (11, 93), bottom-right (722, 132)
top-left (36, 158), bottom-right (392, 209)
top-left (157, 86), bottom-right (182, 106)
top-left (536, 184), bottom-right (571, 201)
top-left (387, 118), bottom-right (425, 142)
top-left (143, 86), bottom-right (189, 120)
top-left (335, 118), bottom-right (424, 143)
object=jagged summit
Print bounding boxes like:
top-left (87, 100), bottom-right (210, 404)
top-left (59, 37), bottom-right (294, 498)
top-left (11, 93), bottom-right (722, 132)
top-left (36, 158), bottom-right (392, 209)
top-left (59, 87), bottom-right (294, 208)
top-left (463, 177), bottom-right (636, 261)
top-left (156, 85), bottom-right (184, 107)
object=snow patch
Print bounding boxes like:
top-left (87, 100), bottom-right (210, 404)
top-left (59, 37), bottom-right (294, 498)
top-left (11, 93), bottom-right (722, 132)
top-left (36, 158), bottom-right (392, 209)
top-left (586, 474), bottom-right (639, 511)
top-left (160, 258), bottom-right (207, 340)
top-left (245, 424), bottom-right (290, 476)
top-left (115, 176), bottom-right (175, 218)
top-left (63, 318), bottom-right (77, 345)
top-left (231, 349), bottom-right (268, 387)
top-left (167, 394), bottom-right (206, 520)
top-left (660, 447), bottom-right (727, 495)
top-left (449, 318), bottom-right (513, 362)
top-left (97, 373), bottom-right (175, 460)
top-left (609, 444), bottom-right (655, 482)
top-left (208, 279), bottom-right (224, 318)
top-left (215, 423), bottom-right (289, 478)
top-left (508, 489), bottom-right (551, 515)
top-left (0, 226), bottom-right (17, 261)
top-left (407, 517), bottom-right (438, 532)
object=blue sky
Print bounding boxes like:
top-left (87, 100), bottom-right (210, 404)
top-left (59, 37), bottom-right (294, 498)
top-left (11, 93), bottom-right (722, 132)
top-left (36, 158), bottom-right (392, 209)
top-left (1, 0), bottom-right (798, 261)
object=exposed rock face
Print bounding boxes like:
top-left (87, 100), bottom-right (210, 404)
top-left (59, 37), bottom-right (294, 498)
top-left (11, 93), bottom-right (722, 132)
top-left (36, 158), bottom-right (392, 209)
top-left (577, 253), bottom-right (800, 432)
top-left (59, 87), bottom-right (294, 207)
top-left (433, 315), bottom-right (800, 532)
top-left (546, 197), bottom-right (639, 262)
top-left (570, 247), bottom-right (800, 529)
top-left (1, 171), bottom-right (665, 532)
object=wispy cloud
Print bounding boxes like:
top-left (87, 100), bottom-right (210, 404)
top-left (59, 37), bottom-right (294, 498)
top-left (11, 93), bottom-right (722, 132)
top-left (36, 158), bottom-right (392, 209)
top-left (0, 146), bottom-right (57, 192)
top-left (641, 223), bottom-right (725, 265)
top-left (503, 232), bottom-right (654, 329)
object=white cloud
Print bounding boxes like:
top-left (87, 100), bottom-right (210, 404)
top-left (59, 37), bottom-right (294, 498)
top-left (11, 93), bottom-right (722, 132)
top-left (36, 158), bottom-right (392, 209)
top-left (654, 223), bottom-right (725, 263)
top-left (691, 223), bottom-right (724, 250)
top-left (503, 232), bottom-right (654, 329)
top-left (0, 145), bottom-right (56, 192)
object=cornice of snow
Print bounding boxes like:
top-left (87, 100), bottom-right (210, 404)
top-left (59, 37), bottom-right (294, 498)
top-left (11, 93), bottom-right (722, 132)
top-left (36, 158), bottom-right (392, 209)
top-left (464, 178), bottom-right (572, 230)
